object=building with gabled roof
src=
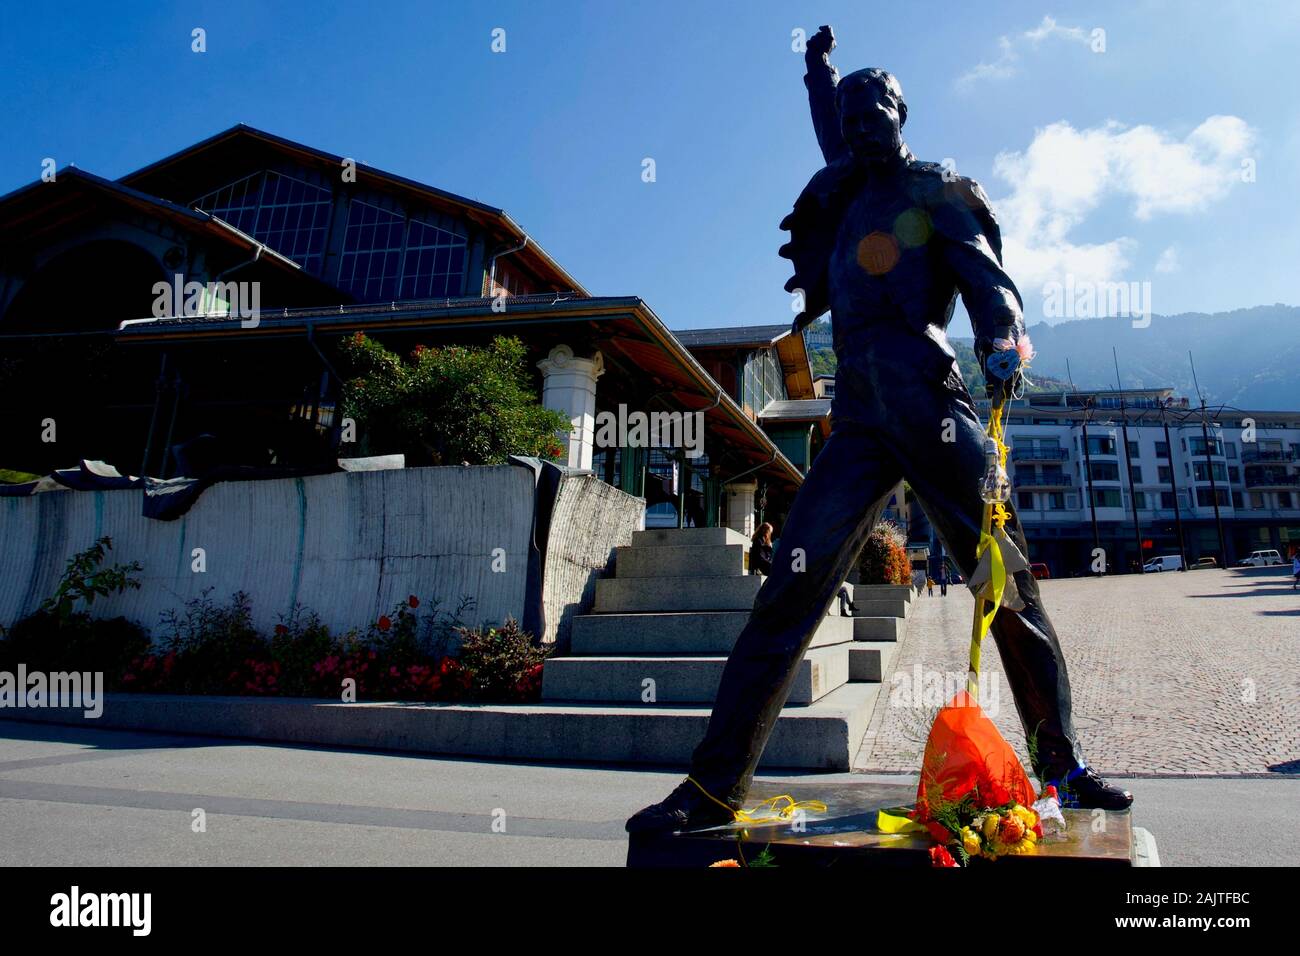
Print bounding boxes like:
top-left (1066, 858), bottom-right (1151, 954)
top-left (0, 125), bottom-right (830, 533)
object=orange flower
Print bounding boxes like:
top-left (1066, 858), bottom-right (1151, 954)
top-left (709, 859), bottom-right (741, 868)
top-left (377, 615), bottom-right (392, 632)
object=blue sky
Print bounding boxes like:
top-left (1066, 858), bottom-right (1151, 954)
top-left (3, 0), bottom-right (1298, 331)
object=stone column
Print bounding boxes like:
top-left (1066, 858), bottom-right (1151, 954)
top-left (536, 345), bottom-right (604, 470)
top-left (724, 479), bottom-right (758, 538)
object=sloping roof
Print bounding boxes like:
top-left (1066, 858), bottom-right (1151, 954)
top-left (116, 124), bottom-right (589, 296)
top-left (672, 324), bottom-right (793, 348)
top-left (112, 294), bottom-right (807, 489)
top-left (759, 399), bottom-right (832, 420)
top-left (0, 166), bottom-right (342, 295)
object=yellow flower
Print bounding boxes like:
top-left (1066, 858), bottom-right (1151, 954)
top-left (1013, 805), bottom-right (1038, 827)
top-left (960, 827), bottom-right (981, 856)
top-left (1023, 827), bottom-right (1038, 844)
top-left (982, 814), bottom-right (1000, 840)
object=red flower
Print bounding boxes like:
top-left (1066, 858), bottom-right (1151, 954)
top-left (408, 595), bottom-right (420, 608)
top-left (929, 845), bottom-right (958, 868)
top-left (926, 821), bottom-right (951, 844)
top-left (377, 615), bottom-right (391, 632)
top-left (274, 624), bottom-right (288, 636)
top-left (1044, 785), bottom-right (1059, 801)
top-left (352, 331), bottom-right (365, 345)
top-left (1033, 822), bottom-right (1044, 839)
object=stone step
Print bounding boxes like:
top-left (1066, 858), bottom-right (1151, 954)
top-left (848, 641), bottom-right (900, 683)
top-left (594, 573), bottom-right (761, 612)
top-left (614, 543), bottom-right (747, 579)
top-left (527, 681), bottom-right (882, 770)
top-left (571, 610), bottom-right (853, 655)
top-left (11, 683), bottom-right (880, 771)
top-left (851, 615), bottom-right (904, 642)
top-left (848, 598), bottom-right (910, 619)
top-left (541, 642), bottom-right (849, 705)
top-left (631, 527), bottom-right (751, 549)
top-left (851, 584), bottom-right (914, 604)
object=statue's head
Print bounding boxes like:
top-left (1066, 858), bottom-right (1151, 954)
top-left (835, 68), bottom-right (908, 167)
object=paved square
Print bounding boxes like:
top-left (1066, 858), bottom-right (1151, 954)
top-left (856, 567), bottom-right (1300, 776)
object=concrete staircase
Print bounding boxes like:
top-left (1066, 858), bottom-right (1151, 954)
top-left (533, 527), bottom-right (912, 770)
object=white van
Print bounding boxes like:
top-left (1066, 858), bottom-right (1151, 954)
top-left (1241, 549), bottom-right (1283, 567)
top-left (1143, 555), bottom-right (1183, 572)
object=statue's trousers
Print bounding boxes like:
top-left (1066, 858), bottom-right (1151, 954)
top-left (688, 327), bottom-right (1086, 805)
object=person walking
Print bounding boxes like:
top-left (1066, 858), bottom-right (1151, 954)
top-left (939, 567), bottom-right (949, 596)
top-left (1292, 548), bottom-right (1299, 590)
top-left (926, 574), bottom-right (935, 596)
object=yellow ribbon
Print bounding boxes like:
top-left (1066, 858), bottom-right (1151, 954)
top-left (876, 808), bottom-right (927, 834)
top-left (967, 403), bottom-right (1010, 698)
top-left (687, 776), bottom-right (828, 825)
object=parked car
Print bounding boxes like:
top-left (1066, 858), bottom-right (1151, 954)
top-left (1143, 554), bottom-right (1184, 572)
top-left (1029, 562), bottom-right (1051, 580)
top-left (1240, 549), bottom-right (1283, 567)
top-left (1191, 557), bottom-right (1217, 569)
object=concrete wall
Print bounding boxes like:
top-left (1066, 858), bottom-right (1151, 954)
top-left (542, 474), bottom-right (644, 652)
top-left (0, 466), bottom-right (542, 639)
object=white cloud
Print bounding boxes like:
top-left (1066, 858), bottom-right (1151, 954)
top-left (1155, 246), bottom-right (1180, 273)
top-left (958, 16), bottom-right (1093, 89)
top-left (989, 116), bottom-right (1254, 293)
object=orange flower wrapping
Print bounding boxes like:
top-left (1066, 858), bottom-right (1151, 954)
top-left (914, 691), bottom-right (1037, 821)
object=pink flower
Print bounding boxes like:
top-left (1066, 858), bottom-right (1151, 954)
top-left (1016, 332), bottom-right (1035, 363)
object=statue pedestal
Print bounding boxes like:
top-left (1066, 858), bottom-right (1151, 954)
top-left (627, 778), bottom-right (1152, 868)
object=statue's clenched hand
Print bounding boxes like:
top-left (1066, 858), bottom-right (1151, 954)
top-left (806, 25), bottom-right (835, 65)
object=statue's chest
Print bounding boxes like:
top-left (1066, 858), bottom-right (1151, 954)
top-left (831, 188), bottom-right (936, 292)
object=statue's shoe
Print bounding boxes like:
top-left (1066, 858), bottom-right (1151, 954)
top-left (1053, 766), bottom-right (1133, 811)
top-left (625, 778), bottom-right (741, 834)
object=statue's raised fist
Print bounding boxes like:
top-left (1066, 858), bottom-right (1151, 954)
top-left (807, 25), bottom-right (836, 60)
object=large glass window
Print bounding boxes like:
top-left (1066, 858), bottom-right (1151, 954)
top-left (1090, 488), bottom-right (1122, 508)
top-left (1193, 461), bottom-right (1229, 483)
top-left (338, 200), bottom-right (405, 300)
top-left (1189, 436), bottom-right (1224, 456)
top-left (1196, 487), bottom-right (1229, 507)
top-left (193, 170), bottom-right (334, 272)
top-left (1088, 461), bottom-right (1120, 482)
top-left (1086, 435), bottom-right (1117, 456)
top-left (741, 348), bottom-right (787, 414)
top-left (400, 219), bottom-right (468, 298)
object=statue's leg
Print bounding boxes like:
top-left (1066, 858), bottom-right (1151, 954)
top-left (896, 392), bottom-right (1088, 781)
top-left (687, 420), bottom-right (903, 806)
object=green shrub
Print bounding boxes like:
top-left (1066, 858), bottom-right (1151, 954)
top-left (336, 333), bottom-right (570, 465)
top-left (0, 536), bottom-right (148, 684)
top-left (453, 617), bottom-right (551, 702)
top-left (156, 590), bottom-right (266, 694)
top-left (0, 611), bottom-right (148, 685)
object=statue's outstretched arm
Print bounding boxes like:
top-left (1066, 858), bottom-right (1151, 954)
top-left (804, 26), bottom-right (848, 165)
top-left (931, 177), bottom-right (1026, 372)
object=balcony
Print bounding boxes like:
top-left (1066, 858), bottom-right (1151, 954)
top-left (1010, 446), bottom-right (1069, 462)
top-left (1244, 472), bottom-right (1300, 489)
top-left (1243, 450), bottom-right (1297, 463)
top-left (1015, 473), bottom-right (1072, 488)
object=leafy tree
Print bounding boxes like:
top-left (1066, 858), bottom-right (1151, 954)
top-left (336, 334), bottom-right (571, 466)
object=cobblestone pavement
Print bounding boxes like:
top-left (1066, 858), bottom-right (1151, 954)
top-left (856, 567), bottom-right (1300, 776)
